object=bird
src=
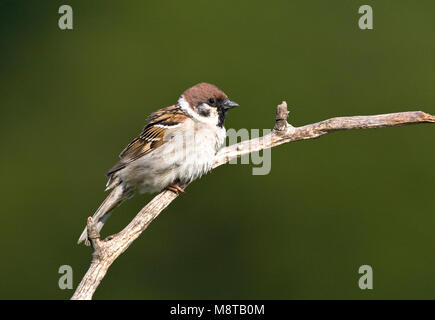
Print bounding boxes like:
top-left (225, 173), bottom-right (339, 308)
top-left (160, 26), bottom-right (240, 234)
top-left (78, 82), bottom-right (239, 245)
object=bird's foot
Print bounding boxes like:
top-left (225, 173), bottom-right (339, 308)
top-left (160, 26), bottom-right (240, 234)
top-left (166, 184), bottom-right (185, 194)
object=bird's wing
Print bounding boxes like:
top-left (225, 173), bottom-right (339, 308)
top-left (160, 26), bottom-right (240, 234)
top-left (106, 105), bottom-right (188, 176)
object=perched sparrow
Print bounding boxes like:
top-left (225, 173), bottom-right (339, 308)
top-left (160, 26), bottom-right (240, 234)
top-left (78, 83), bottom-right (239, 245)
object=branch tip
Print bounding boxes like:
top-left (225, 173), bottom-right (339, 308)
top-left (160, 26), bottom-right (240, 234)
top-left (424, 112), bottom-right (435, 123)
top-left (274, 101), bottom-right (290, 131)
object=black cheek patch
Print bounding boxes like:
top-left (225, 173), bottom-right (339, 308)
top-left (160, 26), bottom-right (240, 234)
top-left (197, 105), bottom-right (211, 117)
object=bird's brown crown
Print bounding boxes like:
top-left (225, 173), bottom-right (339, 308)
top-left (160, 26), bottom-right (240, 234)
top-left (181, 82), bottom-right (228, 109)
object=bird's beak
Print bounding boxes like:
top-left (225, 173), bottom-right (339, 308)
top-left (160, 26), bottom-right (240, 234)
top-left (222, 98), bottom-right (239, 110)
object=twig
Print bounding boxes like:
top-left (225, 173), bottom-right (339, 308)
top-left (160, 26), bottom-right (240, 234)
top-left (71, 101), bottom-right (435, 300)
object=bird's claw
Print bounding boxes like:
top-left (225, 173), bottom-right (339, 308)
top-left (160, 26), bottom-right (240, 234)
top-left (166, 184), bottom-right (185, 194)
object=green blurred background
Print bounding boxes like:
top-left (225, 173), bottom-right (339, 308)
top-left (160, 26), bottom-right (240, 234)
top-left (0, 0), bottom-right (434, 299)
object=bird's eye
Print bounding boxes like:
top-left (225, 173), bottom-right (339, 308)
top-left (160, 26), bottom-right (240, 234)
top-left (208, 98), bottom-right (215, 104)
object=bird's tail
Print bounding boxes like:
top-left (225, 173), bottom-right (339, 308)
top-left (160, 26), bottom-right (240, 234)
top-left (77, 185), bottom-right (125, 245)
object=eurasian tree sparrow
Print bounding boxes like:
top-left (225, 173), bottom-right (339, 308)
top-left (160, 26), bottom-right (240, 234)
top-left (78, 83), bottom-right (239, 245)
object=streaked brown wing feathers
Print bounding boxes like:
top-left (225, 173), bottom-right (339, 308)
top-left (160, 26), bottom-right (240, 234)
top-left (106, 105), bottom-right (187, 176)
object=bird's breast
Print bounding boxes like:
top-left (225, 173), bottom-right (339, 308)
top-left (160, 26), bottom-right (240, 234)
top-left (173, 124), bottom-right (225, 181)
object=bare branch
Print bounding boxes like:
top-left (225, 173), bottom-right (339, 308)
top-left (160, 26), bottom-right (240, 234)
top-left (71, 101), bottom-right (434, 300)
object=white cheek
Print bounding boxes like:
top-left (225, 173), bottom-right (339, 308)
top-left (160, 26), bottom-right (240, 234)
top-left (209, 107), bottom-right (218, 119)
